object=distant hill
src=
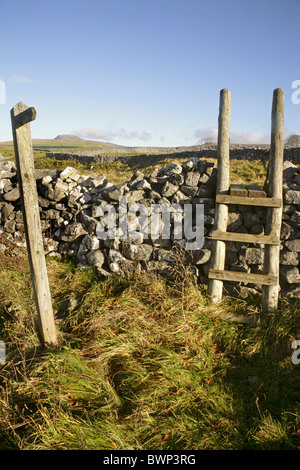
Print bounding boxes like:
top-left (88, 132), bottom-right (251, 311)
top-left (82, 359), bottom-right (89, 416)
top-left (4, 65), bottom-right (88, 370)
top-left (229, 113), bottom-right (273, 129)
top-left (0, 134), bottom-right (274, 163)
top-left (52, 134), bottom-right (129, 150)
top-left (54, 134), bottom-right (85, 142)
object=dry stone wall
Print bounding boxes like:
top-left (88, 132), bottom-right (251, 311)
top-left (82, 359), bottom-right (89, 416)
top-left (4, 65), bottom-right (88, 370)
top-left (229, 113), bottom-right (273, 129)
top-left (1, 157), bottom-right (300, 300)
top-left (45, 145), bottom-right (300, 166)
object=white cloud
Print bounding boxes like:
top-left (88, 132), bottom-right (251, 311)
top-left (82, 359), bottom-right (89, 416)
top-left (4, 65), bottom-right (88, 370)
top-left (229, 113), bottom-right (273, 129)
top-left (193, 127), bottom-right (269, 145)
top-left (11, 74), bottom-right (35, 83)
top-left (229, 130), bottom-right (269, 145)
top-left (74, 126), bottom-right (152, 142)
top-left (193, 127), bottom-right (218, 144)
top-left (73, 127), bottom-right (114, 141)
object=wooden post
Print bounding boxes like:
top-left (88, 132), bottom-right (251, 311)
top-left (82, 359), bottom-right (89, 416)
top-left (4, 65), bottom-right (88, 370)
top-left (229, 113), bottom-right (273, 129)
top-left (208, 89), bottom-right (231, 303)
top-left (262, 88), bottom-right (284, 313)
top-left (11, 102), bottom-right (58, 346)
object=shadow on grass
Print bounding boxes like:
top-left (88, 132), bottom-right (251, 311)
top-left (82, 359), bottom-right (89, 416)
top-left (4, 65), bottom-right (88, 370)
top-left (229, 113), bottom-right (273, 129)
top-left (211, 296), bottom-right (300, 449)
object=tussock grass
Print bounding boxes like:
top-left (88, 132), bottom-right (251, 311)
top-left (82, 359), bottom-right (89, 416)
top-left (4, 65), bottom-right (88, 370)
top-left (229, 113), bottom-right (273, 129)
top-left (230, 159), bottom-right (268, 186)
top-left (1, 254), bottom-right (300, 450)
top-left (33, 155), bottom-right (267, 186)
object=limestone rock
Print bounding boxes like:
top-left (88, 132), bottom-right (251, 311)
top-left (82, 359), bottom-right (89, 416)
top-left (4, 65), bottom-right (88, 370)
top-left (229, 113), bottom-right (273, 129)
top-left (180, 185), bottom-right (198, 197)
top-left (185, 172), bottom-right (200, 187)
top-left (60, 166), bottom-right (80, 182)
top-left (4, 187), bottom-right (19, 202)
top-left (227, 212), bottom-right (243, 231)
top-left (62, 222), bottom-right (87, 240)
top-left (291, 211), bottom-right (300, 226)
top-left (281, 267), bottom-right (300, 284)
top-left (161, 181), bottom-right (179, 198)
top-left (285, 190), bottom-right (300, 205)
top-left (285, 239), bottom-right (300, 252)
top-left (0, 179), bottom-right (13, 194)
top-left (280, 250), bottom-right (299, 265)
top-left (87, 250), bottom-right (104, 269)
top-left (242, 211), bottom-right (260, 229)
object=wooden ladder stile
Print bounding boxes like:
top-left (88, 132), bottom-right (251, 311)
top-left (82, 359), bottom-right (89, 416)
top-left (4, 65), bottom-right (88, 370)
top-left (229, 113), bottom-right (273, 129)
top-left (208, 88), bottom-right (284, 313)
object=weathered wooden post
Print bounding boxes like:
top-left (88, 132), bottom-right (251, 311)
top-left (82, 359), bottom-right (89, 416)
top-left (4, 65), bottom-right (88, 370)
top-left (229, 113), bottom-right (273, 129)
top-left (262, 88), bottom-right (284, 312)
top-left (208, 89), bottom-right (231, 303)
top-left (11, 102), bottom-right (58, 346)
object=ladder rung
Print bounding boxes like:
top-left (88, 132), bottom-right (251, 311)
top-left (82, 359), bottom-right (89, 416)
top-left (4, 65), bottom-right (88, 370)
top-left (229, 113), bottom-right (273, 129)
top-left (208, 269), bottom-right (278, 286)
top-left (210, 230), bottom-right (280, 245)
top-left (216, 194), bottom-right (282, 207)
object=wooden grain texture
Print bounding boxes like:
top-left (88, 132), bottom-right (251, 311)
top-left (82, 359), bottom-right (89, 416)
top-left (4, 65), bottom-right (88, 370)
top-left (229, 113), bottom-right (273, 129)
top-left (216, 194), bottom-right (282, 207)
top-left (262, 88), bottom-right (284, 313)
top-left (11, 102), bottom-right (58, 346)
top-left (210, 230), bottom-right (280, 246)
top-left (14, 106), bottom-right (37, 129)
top-left (208, 89), bottom-right (231, 303)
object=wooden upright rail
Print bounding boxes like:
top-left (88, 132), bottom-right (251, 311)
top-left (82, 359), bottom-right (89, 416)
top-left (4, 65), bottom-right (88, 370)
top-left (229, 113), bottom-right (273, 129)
top-left (262, 88), bottom-right (284, 312)
top-left (208, 89), bottom-right (284, 313)
top-left (11, 102), bottom-right (58, 346)
top-left (207, 89), bottom-right (231, 304)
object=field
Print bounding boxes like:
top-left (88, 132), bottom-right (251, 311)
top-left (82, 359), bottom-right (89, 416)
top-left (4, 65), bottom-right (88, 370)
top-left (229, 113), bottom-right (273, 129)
top-left (0, 138), bottom-right (268, 186)
top-left (1, 137), bottom-right (299, 451)
top-left (1, 255), bottom-right (300, 450)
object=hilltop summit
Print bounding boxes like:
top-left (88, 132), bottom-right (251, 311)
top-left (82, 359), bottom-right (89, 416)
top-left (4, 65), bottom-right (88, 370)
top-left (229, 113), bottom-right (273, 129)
top-left (54, 134), bottom-right (85, 142)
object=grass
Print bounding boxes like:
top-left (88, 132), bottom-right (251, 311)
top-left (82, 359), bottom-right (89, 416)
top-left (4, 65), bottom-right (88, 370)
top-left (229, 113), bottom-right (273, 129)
top-left (33, 155), bottom-right (268, 186)
top-left (32, 149), bottom-right (269, 186)
top-left (0, 140), bottom-right (298, 449)
top-left (1, 253), bottom-right (300, 450)
top-left (230, 159), bottom-right (268, 186)
top-left (32, 155), bottom-right (204, 185)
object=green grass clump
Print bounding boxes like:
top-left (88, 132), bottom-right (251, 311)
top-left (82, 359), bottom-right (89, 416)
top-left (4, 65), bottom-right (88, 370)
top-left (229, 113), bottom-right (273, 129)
top-left (33, 155), bottom-right (268, 186)
top-left (230, 159), bottom-right (268, 186)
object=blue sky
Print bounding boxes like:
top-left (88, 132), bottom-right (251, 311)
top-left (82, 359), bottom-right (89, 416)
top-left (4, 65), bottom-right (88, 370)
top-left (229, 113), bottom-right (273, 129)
top-left (1, 0), bottom-right (300, 146)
